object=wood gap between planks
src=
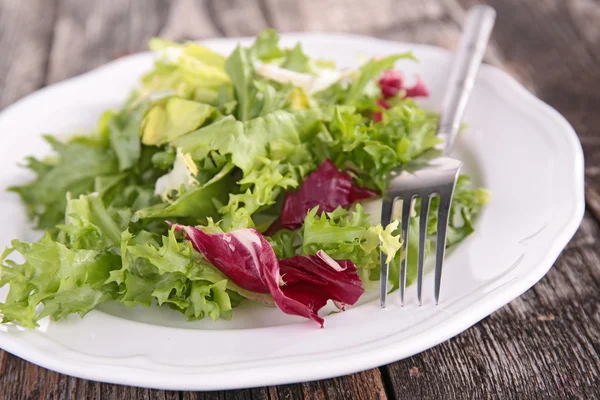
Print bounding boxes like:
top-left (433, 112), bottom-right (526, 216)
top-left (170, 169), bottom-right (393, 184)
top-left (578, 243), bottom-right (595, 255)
top-left (379, 367), bottom-right (397, 400)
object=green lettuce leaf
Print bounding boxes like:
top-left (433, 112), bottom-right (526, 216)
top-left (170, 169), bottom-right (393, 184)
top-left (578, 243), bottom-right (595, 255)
top-left (246, 110), bottom-right (318, 165)
top-left (141, 98), bottom-right (215, 145)
top-left (267, 229), bottom-right (300, 259)
top-left (0, 235), bottom-right (119, 328)
top-left (251, 29), bottom-right (286, 61)
top-left (134, 172), bottom-right (235, 222)
top-left (220, 158), bottom-right (299, 218)
top-left (225, 45), bottom-right (257, 122)
top-left (425, 175), bottom-right (490, 246)
top-left (105, 103), bottom-right (147, 171)
top-left (310, 101), bottom-right (441, 191)
top-left (10, 136), bottom-right (119, 230)
top-left (140, 38), bottom-right (230, 102)
top-left (301, 205), bottom-right (382, 277)
top-left (281, 43), bottom-right (311, 73)
top-left (254, 81), bottom-right (293, 117)
top-left (182, 280), bottom-right (233, 321)
top-left (171, 116), bottom-right (246, 170)
top-left (57, 193), bottom-right (122, 250)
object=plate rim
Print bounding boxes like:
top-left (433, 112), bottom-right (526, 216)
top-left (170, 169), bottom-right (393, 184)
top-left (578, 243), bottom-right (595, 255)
top-left (0, 32), bottom-right (585, 390)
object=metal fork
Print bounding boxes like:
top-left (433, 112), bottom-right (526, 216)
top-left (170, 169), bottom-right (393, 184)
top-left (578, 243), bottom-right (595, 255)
top-left (380, 5), bottom-right (496, 307)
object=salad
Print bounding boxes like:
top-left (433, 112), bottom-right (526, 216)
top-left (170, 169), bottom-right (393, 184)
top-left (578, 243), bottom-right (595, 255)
top-left (0, 30), bottom-right (488, 328)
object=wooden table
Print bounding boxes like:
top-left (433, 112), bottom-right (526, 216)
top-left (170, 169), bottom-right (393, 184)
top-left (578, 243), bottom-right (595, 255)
top-left (1, 0), bottom-right (598, 398)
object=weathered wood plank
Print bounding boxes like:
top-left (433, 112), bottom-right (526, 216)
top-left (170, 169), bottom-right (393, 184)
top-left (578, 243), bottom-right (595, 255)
top-left (263, 0), bottom-right (504, 68)
top-left (264, 0), bottom-right (445, 34)
top-left (158, 0), bottom-right (221, 42)
top-left (0, 0), bottom-right (58, 108)
top-left (321, 369), bottom-right (388, 399)
top-left (101, 384), bottom-right (180, 400)
top-left (46, 0), bottom-right (171, 84)
top-left (209, 0), bottom-right (269, 37)
top-left (586, 185), bottom-right (600, 222)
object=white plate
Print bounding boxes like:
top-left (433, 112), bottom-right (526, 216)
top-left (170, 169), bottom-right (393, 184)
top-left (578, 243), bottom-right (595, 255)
top-left (0, 33), bottom-right (584, 390)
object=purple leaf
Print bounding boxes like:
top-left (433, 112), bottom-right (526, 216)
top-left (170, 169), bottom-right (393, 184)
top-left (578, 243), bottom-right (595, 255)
top-left (278, 160), bottom-right (378, 231)
top-left (181, 226), bottom-right (364, 327)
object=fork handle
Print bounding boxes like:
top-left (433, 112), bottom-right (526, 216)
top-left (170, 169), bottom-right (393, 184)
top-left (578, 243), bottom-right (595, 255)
top-left (438, 5), bottom-right (496, 154)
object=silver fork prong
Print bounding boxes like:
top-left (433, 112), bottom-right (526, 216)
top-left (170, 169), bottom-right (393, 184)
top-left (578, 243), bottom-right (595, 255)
top-left (399, 196), bottom-right (412, 307)
top-left (434, 189), bottom-right (455, 304)
top-left (379, 198), bottom-right (394, 308)
top-left (417, 194), bottom-right (432, 306)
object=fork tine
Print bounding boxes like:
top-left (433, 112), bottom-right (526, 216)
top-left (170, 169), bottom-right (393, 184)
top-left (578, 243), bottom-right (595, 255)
top-left (417, 195), bottom-right (431, 306)
top-left (379, 198), bottom-right (394, 308)
top-left (399, 196), bottom-right (412, 307)
top-left (434, 190), bottom-right (453, 305)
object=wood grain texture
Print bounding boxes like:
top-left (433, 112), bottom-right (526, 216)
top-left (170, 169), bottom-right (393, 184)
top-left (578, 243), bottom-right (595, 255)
top-left (208, 0), bottom-right (269, 37)
top-left (0, 0), bottom-right (58, 108)
top-left (0, 0), bottom-right (599, 399)
top-left (46, 0), bottom-right (169, 83)
top-left (263, 0), bottom-right (504, 65)
top-left (158, 0), bottom-right (220, 41)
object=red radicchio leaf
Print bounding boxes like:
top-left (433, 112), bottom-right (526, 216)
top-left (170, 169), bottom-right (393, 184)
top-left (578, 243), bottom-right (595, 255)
top-left (378, 70), bottom-right (404, 98)
top-left (376, 98), bottom-right (391, 109)
top-left (279, 160), bottom-right (378, 231)
top-left (180, 226), bottom-right (364, 327)
top-left (373, 98), bottom-right (391, 123)
top-left (349, 184), bottom-right (379, 203)
top-left (374, 71), bottom-right (429, 122)
top-left (278, 252), bottom-right (364, 324)
top-left (182, 226), bottom-right (273, 293)
top-left (405, 75), bottom-right (430, 98)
